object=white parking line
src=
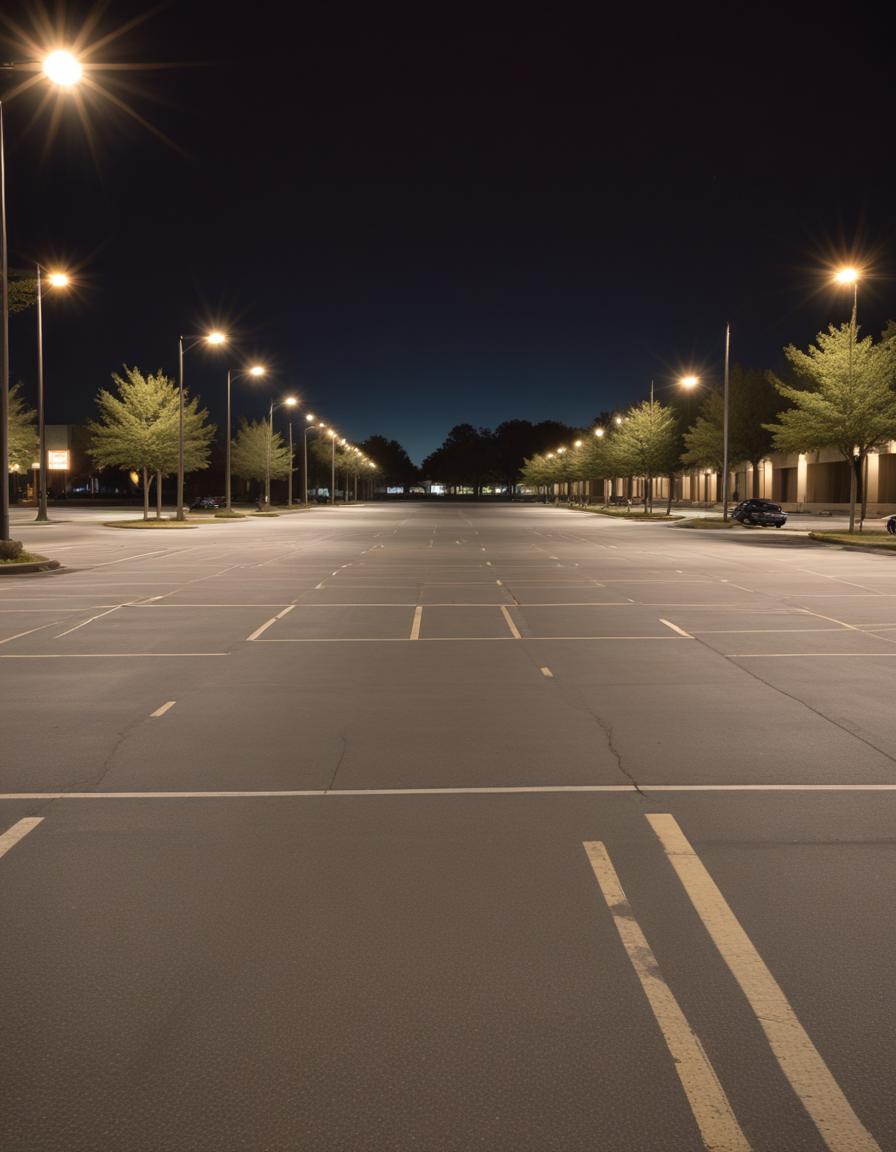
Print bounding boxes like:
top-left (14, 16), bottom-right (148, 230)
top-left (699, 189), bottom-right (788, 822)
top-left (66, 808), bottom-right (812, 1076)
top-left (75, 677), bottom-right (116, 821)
top-left (500, 606), bottom-right (522, 639)
top-left (0, 619), bottom-right (69, 646)
top-left (246, 615), bottom-right (281, 641)
top-left (5, 783), bottom-right (896, 799)
top-left (0, 817), bottom-right (43, 860)
top-left (540, 667), bottom-right (554, 677)
top-left (0, 652), bottom-right (229, 658)
top-left (648, 814), bottom-right (881, 1152)
top-left (659, 618), bottom-right (693, 638)
top-left (54, 604), bottom-right (125, 638)
top-left (150, 700), bottom-right (177, 718)
top-left (584, 841), bottom-right (750, 1152)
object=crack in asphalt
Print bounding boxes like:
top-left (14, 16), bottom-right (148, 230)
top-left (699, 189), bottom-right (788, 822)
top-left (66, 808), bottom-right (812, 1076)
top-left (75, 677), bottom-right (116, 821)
top-left (327, 734), bottom-right (349, 792)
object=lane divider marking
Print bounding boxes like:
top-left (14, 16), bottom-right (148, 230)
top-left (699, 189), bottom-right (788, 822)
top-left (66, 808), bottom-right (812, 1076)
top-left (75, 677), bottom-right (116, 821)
top-left (150, 700), bottom-right (177, 718)
top-left (584, 841), bottom-right (751, 1152)
top-left (0, 817), bottom-right (43, 861)
top-left (659, 618), bottom-right (694, 638)
top-left (540, 667), bottom-right (553, 678)
top-left (500, 605), bottom-right (522, 639)
top-left (647, 813), bottom-right (882, 1152)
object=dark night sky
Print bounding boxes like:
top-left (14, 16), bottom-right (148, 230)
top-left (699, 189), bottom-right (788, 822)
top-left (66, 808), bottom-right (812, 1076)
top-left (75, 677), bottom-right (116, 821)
top-left (3, 3), bottom-right (894, 464)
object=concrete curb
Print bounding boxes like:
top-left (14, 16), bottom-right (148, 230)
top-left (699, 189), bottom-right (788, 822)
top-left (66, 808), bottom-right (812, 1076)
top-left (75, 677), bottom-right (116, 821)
top-left (0, 556), bottom-right (61, 575)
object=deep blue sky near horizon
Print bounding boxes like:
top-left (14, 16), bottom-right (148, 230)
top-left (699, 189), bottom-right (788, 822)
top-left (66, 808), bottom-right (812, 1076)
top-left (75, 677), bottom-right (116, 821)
top-left (3, 2), bottom-right (894, 465)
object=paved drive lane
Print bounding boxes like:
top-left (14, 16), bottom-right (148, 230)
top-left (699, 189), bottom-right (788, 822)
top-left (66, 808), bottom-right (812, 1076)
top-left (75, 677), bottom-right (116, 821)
top-left (1, 504), bottom-right (894, 1150)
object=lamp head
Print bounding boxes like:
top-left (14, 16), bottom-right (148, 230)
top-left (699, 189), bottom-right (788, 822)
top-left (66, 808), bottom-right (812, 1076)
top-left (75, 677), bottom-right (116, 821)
top-left (594, 427), bottom-right (605, 438)
top-left (47, 271), bottom-right (71, 289)
top-left (43, 50), bottom-right (83, 87)
top-left (679, 375), bottom-right (699, 391)
top-left (284, 396), bottom-right (298, 407)
top-left (206, 331), bottom-right (227, 346)
top-left (248, 365), bottom-right (266, 377)
top-left (834, 266), bottom-right (860, 285)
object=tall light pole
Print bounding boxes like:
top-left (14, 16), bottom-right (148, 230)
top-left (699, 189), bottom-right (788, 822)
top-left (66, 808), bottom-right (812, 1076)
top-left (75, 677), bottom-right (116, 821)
top-left (226, 364), bottom-right (265, 511)
top-left (34, 268), bottom-right (71, 522)
top-left (303, 415), bottom-right (318, 506)
top-left (722, 323), bottom-right (731, 520)
top-left (1, 50), bottom-right (82, 542)
top-left (328, 429), bottom-right (338, 504)
top-left (267, 395), bottom-right (297, 506)
top-left (835, 267), bottom-right (861, 529)
top-left (178, 330), bottom-right (226, 520)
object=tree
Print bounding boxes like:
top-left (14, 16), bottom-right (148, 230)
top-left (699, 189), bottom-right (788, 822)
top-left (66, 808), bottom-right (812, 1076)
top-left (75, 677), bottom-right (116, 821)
top-left (765, 323), bottom-right (896, 531)
top-left (680, 366), bottom-right (784, 499)
top-left (8, 382), bottom-right (37, 472)
top-left (231, 418), bottom-right (292, 502)
top-left (608, 401), bottom-right (679, 512)
top-left (681, 390), bottom-right (726, 478)
top-left (9, 279), bottom-right (37, 314)
top-left (357, 435), bottom-right (418, 490)
top-left (422, 424), bottom-right (497, 494)
top-left (88, 366), bottom-right (215, 519)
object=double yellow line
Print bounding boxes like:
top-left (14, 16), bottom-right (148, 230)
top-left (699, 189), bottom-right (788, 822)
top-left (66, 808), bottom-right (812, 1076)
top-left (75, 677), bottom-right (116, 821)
top-left (585, 816), bottom-right (881, 1152)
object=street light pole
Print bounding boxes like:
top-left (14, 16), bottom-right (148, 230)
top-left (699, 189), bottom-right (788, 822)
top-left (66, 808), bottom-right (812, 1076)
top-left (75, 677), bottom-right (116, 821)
top-left (226, 368), bottom-right (233, 512)
top-left (0, 102), bottom-right (10, 542)
top-left (267, 398), bottom-right (273, 507)
top-left (226, 363), bottom-right (265, 512)
top-left (0, 53), bottom-right (83, 541)
top-left (722, 323), bottom-right (731, 521)
top-left (177, 335), bottom-right (185, 520)
top-left (35, 263), bottom-right (46, 520)
top-left (331, 434), bottom-right (336, 505)
top-left (287, 420), bottom-right (293, 507)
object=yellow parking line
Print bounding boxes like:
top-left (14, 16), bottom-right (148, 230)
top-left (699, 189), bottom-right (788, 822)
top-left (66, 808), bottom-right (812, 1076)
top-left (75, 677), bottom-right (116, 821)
top-left (647, 814), bottom-right (881, 1152)
top-left (410, 605), bottom-right (423, 640)
top-left (584, 841), bottom-right (751, 1152)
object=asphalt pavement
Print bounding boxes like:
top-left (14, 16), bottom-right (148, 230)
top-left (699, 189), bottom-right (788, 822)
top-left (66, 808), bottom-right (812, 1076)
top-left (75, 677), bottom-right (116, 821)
top-left (2, 503), bottom-right (895, 1151)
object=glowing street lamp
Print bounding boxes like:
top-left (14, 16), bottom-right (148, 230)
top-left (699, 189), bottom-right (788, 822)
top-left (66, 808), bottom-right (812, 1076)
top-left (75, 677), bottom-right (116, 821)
top-left (225, 363), bottom-right (265, 511)
top-left (34, 265), bottom-right (72, 522)
top-left (42, 51), bottom-right (83, 87)
top-left (1, 48), bottom-right (84, 540)
top-left (267, 395), bottom-right (299, 507)
top-left (679, 375), bottom-right (699, 391)
top-left (177, 330), bottom-right (227, 519)
top-left (594, 427), bottom-right (605, 438)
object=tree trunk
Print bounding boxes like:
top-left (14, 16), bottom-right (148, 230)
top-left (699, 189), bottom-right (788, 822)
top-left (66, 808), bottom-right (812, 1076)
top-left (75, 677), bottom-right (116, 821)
top-left (156, 470), bottom-right (163, 519)
top-left (848, 455), bottom-right (858, 533)
top-left (666, 474), bottom-right (674, 515)
top-left (751, 460), bottom-right (761, 498)
top-left (142, 467), bottom-right (149, 520)
top-left (860, 453), bottom-right (868, 530)
top-left (644, 472), bottom-right (650, 515)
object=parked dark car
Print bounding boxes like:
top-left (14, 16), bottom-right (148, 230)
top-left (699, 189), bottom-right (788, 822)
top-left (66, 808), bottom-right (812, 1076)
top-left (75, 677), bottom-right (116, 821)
top-left (733, 498), bottom-right (787, 527)
top-left (189, 496), bottom-right (225, 510)
top-left (887, 514), bottom-right (896, 536)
